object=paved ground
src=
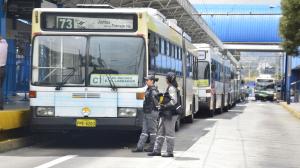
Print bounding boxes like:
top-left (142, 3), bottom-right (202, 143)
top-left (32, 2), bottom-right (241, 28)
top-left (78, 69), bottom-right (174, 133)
top-left (1, 101), bottom-right (300, 168)
top-left (282, 102), bottom-right (300, 112)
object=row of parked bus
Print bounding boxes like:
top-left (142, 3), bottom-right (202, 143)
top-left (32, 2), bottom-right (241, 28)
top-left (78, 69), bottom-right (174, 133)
top-left (29, 6), bottom-right (241, 132)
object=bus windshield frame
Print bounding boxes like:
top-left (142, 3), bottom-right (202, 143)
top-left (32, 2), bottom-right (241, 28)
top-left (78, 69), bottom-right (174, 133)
top-left (31, 35), bottom-right (146, 88)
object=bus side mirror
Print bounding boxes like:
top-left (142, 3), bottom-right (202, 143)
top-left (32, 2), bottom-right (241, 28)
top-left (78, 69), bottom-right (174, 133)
top-left (211, 64), bottom-right (216, 72)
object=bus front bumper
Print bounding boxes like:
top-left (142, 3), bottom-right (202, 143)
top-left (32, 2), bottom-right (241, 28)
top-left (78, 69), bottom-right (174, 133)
top-left (30, 112), bottom-right (143, 132)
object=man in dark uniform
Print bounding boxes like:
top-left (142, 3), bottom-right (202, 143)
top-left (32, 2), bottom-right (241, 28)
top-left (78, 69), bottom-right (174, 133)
top-left (132, 75), bottom-right (159, 152)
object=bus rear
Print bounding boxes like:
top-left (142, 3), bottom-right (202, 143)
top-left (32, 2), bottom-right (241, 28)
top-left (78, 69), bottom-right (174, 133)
top-left (30, 8), bottom-right (147, 132)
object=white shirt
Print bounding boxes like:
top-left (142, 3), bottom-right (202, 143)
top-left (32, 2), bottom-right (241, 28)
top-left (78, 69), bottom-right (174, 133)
top-left (0, 39), bottom-right (8, 67)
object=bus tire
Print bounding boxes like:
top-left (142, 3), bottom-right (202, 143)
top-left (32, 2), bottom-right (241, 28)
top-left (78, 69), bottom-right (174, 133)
top-left (185, 113), bottom-right (194, 123)
top-left (209, 95), bottom-right (216, 117)
top-left (175, 117), bottom-right (181, 132)
top-left (220, 94), bottom-right (224, 113)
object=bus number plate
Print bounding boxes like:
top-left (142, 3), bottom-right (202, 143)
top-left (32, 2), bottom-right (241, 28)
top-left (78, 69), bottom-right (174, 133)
top-left (76, 119), bottom-right (96, 127)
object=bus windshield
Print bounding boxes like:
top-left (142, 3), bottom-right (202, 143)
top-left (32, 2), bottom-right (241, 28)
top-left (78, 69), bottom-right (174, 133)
top-left (196, 61), bottom-right (210, 86)
top-left (256, 79), bottom-right (275, 91)
top-left (32, 36), bottom-right (145, 88)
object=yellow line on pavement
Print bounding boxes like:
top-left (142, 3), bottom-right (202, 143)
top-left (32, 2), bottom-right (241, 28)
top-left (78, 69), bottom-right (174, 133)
top-left (0, 109), bottom-right (30, 131)
top-left (279, 102), bottom-right (300, 119)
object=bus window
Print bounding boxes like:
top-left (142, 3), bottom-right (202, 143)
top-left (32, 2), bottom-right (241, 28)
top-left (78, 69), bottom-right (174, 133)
top-left (32, 36), bottom-right (86, 86)
top-left (88, 36), bottom-right (145, 87)
top-left (171, 45), bottom-right (176, 72)
top-left (149, 33), bottom-right (158, 71)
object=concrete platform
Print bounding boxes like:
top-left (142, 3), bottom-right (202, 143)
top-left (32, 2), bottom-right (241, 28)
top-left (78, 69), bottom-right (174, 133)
top-left (279, 102), bottom-right (300, 119)
top-left (0, 94), bottom-right (30, 130)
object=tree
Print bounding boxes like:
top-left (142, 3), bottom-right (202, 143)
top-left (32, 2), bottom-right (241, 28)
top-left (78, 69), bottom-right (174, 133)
top-left (280, 0), bottom-right (300, 56)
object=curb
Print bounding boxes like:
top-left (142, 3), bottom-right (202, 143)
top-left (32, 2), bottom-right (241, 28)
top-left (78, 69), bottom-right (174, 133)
top-left (0, 109), bottom-right (30, 130)
top-left (0, 136), bottom-right (35, 153)
top-left (279, 102), bottom-right (300, 119)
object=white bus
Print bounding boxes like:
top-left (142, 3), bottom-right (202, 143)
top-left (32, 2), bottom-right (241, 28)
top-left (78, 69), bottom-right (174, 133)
top-left (193, 44), bottom-right (239, 117)
top-left (29, 6), bottom-right (197, 132)
top-left (254, 75), bottom-right (276, 101)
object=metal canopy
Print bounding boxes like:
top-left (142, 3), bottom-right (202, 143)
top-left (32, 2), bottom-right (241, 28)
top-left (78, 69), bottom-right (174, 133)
top-left (224, 44), bottom-right (283, 52)
top-left (57, 0), bottom-right (223, 49)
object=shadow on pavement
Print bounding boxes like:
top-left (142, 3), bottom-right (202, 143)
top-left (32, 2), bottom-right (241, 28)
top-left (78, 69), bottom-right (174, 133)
top-left (212, 103), bottom-right (247, 120)
top-left (0, 119), bottom-right (217, 158)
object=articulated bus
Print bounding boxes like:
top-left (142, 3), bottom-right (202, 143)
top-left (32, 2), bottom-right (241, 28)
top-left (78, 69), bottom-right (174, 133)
top-left (193, 44), bottom-right (240, 117)
top-left (29, 6), bottom-right (198, 132)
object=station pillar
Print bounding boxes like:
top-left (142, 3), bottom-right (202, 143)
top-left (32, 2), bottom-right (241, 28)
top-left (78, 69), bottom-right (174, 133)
top-left (285, 53), bottom-right (291, 104)
top-left (0, 0), bottom-right (7, 38)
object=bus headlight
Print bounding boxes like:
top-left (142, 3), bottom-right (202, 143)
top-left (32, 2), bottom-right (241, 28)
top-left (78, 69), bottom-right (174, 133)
top-left (118, 108), bottom-right (137, 117)
top-left (36, 107), bottom-right (55, 117)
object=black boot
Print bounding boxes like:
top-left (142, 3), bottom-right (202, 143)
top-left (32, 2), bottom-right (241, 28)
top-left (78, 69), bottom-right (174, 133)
top-left (147, 152), bottom-right (161, 156)
top-left (131, 148), bottom-right (143, 153)
top-left (161, 153), bottom-right (174, 157)
top-left (143, 147), bottom-right (153, 152)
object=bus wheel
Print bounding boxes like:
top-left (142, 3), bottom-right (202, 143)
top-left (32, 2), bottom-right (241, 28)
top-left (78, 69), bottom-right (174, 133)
top-left (208, 109), bottom-right (214, 117)
top-left (209, 96), bottom-right (216, 117)
top-left (175, 117), bottom-right (181, 132)
top-left (185, 113), bottom-right (194, 123)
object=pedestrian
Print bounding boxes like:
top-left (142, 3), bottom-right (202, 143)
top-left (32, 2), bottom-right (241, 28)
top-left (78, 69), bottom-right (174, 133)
top-left (132, 74), bottom-right (160, 152)
top-left (0, 36), bottom-right (8, 110)
top-left (148, 72), bottom-right (179, 157)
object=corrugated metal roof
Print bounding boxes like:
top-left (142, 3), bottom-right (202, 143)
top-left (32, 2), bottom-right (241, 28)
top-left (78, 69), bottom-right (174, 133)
top-left (194, 4), bottom-right (282, 43)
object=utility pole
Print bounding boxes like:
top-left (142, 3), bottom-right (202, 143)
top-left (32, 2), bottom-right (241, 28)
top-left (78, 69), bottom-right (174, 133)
top-left (285, 53), bottom-right (291, 104)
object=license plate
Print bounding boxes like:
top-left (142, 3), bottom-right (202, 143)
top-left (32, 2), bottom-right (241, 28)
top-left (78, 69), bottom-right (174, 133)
top-left (76, 119), bottom-right (96, 127)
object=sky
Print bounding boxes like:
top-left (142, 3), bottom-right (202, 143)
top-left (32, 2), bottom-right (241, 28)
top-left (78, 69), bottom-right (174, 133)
top-left (189, 0), bottom-right (281, 5)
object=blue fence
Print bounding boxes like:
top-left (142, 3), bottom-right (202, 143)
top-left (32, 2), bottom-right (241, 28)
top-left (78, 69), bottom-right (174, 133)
top-left (3, 39), bottom-right (30, 101)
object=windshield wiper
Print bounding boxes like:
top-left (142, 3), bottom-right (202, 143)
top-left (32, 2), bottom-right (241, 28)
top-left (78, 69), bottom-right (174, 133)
top-left (105, 71), bottom-right (117, 91)
top-left (55, 68), bottom-right (75, 90)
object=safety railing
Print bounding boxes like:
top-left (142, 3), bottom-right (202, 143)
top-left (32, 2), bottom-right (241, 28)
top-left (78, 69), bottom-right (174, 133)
top-left (3, 40), bottom-right (30, 101)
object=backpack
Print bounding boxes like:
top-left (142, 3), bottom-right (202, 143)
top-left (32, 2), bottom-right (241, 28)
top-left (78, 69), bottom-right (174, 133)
top-left (173, 89), bottom-right (183, 115)
top-left (163, 87), bottom-right (183, 115)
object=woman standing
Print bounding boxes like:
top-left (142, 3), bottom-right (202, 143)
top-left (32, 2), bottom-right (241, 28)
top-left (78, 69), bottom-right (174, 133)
top-left (132, 75), bottom-right (159, 152)
top-left (148, 72), bottom-right (179, 157)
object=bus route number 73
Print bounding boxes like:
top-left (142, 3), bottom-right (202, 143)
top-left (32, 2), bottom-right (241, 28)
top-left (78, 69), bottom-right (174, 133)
top-left (57, 17), bottom-right (74, 29)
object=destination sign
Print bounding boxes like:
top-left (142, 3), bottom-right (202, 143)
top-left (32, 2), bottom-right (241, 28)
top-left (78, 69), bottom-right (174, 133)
top-left (198, 51), bottom-right (206, 60)
top-left (42, 13), bottom-right (137, 31)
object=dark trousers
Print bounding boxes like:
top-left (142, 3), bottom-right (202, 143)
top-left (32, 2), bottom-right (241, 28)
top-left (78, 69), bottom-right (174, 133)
top-left (0, 66), bottom-right (5, 109)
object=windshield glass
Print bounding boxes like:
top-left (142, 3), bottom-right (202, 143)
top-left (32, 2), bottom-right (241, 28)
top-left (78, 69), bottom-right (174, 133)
top-left (196, 61), bottom-right (210, 87)
top-left (32, 36), bottom-right (86, 86)
top-left (32, 36), bottom-right (145, 88)
top-left (256, 83), bottom-right (275, 91)
top-left (88, 36), bottom-right (145, 87)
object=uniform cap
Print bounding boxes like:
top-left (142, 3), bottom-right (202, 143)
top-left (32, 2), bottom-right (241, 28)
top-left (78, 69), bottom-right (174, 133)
top-left (144, 75), bottom-right (158, 81)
